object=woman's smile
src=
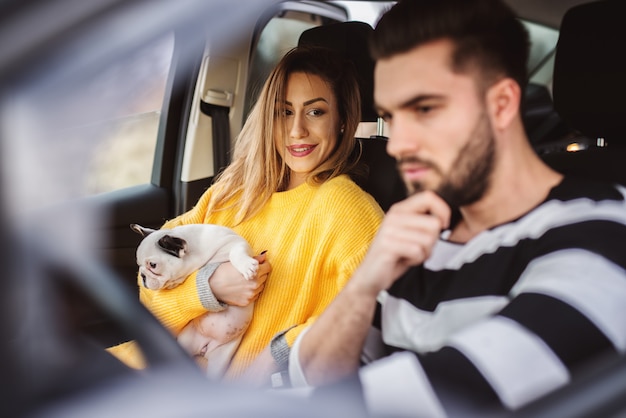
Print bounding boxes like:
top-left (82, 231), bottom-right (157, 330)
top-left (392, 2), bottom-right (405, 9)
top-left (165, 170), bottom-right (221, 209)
top-left (287, 144), bottom-right (318, 157)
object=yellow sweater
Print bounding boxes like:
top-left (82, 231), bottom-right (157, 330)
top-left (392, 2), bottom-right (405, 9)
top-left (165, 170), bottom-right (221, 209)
top-left (109, 174), bottom-right (383, 378)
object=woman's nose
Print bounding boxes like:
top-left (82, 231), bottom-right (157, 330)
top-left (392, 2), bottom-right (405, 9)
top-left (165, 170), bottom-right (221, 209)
top-left (289, 114), bottom-right (308, 139)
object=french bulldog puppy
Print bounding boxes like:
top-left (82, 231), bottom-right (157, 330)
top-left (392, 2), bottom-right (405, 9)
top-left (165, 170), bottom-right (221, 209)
top-left (131, 223), bottom-right (259, 378)
top-left (131, 223), bottom-right (258, 290)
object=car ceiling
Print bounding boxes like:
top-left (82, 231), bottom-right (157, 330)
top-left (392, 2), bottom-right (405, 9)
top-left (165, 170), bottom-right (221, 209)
top-left (0, 0), bottom-right (599, 66)
top-left (0, 0), bottom-right (604, 96)
top-left (502, 0), bottom-right (596, 28)
top-left (339, 0), bottom-right (598, 28)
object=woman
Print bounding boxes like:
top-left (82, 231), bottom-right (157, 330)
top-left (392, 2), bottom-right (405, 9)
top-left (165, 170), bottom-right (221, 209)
top-left (110, 46), bottom-right (383, 383)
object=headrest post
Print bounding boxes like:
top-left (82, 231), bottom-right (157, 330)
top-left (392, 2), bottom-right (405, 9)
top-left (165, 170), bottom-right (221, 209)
top-left (376, 117), bottom-right (385, 137)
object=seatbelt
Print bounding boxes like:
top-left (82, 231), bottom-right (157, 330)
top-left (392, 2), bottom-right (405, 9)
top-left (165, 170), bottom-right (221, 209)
top-left (199, 102), bottom-right (230, 175)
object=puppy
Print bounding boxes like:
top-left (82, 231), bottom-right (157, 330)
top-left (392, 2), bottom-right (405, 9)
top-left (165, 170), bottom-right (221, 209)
top-left (131, 223), bottom-right (259, 378)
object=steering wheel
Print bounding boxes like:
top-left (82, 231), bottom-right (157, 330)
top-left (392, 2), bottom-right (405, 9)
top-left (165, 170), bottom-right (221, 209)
top-left (2, 228), bottom-right (201, 415)
top-left (3, 229), bottom-right (369, 418)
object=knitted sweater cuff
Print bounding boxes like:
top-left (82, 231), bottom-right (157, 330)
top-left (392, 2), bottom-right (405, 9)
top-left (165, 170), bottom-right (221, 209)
top-left (271, 326), bottom-right (296, 368)
top-left (196, 262), bottom-right (227, 312)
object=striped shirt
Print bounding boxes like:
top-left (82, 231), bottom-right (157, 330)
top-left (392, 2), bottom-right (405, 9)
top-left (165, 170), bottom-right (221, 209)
top-left (359, 177), bottom-right (626, 416)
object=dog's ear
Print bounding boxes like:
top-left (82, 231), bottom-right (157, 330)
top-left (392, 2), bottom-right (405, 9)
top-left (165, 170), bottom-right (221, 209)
top-left (157, 235), bottom-right (187, 258)
top-left (130, 224), bottom-right (156, 237)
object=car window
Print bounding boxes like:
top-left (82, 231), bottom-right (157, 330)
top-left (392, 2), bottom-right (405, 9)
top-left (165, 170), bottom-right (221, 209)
top-left (332, 0), bottom-right (393, 24)
top-left (523, 20), bottom-right (559, 88)
top-left (84, 34), bottom-right (174, 195)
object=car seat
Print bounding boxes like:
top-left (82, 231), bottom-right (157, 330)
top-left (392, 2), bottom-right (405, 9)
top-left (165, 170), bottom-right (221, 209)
top-left (544, 0), bottom-right (626, 186)
top-left (522, 82), bottom-right (572, 151)
top-left (513, 2), bottom-right (626, 415)
top-left (298, 21), bottom-right (406, 211)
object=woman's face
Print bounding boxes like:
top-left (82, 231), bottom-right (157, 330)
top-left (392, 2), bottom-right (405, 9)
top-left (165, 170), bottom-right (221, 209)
top-left (275, 71), bottom-right (341, 190)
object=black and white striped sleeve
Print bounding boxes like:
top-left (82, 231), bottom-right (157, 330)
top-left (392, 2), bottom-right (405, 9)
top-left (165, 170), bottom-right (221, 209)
top-left (359, 247), bottom-right (626, 415)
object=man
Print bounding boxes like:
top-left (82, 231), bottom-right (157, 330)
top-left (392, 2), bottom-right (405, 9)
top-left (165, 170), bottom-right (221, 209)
top-left (286, 0), bottom-right (626, 416)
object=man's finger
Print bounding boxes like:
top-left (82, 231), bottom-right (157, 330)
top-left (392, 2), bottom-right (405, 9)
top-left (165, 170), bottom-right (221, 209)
top-left (391, 190), bottom-right (451, 229)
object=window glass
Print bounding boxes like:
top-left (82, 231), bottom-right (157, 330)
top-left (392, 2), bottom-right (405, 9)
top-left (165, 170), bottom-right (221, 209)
top-left (522, 20), bottom-right (559, 87)
top-left (84, 34), bottom-right (174, 195)
top-left (1, 33), bottom-right (175, 219)
top-left (332, 1), bottom-right (393, 25)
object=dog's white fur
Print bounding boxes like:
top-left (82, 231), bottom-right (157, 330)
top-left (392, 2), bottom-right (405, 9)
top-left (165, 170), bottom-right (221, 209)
top-left (131, 223), bottom-right (258, 378)
top-left (132, 223), bottom-right (258, 290)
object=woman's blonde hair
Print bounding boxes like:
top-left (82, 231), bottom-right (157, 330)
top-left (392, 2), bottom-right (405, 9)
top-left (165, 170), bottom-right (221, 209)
top-left (206, 45), bottom-right (362, 223)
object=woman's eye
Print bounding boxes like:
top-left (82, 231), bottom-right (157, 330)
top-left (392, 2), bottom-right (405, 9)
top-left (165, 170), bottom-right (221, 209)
top-left (277, 109), bottom-right (292, 117)
top-left (308, 108), bottom-right (325, 117)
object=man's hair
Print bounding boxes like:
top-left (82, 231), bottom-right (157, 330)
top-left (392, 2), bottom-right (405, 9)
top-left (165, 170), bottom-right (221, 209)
top-left (371, 0), bottom-right (530, 91)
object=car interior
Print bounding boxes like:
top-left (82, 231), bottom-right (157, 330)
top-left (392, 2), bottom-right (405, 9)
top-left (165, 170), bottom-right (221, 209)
top-left (542, 0), bottom-right (626, 186)
top-left (298, 20), bottom-right (406, 212)
top-left (1, 0), bottom-right (625, 416)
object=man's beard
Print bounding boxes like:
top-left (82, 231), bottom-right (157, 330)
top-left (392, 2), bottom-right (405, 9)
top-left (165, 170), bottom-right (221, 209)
top-left (399, 112), bottom-right (495, 209)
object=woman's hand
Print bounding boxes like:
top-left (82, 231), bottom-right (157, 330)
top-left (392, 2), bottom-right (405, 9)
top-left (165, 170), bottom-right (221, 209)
top-left (209, 253), bottom-right (271, 306)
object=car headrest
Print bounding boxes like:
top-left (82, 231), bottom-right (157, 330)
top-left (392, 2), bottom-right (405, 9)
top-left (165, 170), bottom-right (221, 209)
top-left (553, 0), bottom-right (626, 147)
top-left (298, 21), bottom-right (377, 122)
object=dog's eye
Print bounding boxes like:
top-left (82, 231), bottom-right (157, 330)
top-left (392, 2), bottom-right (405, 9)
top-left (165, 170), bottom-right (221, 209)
top-left (149, 262), bottom-right (157, 269)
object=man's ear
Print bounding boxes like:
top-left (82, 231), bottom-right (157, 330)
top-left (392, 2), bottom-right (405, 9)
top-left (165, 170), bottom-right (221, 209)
top-left (157, 235), bottom-right (187, 258)
top-left (486, 77), bottom-right (521, 131)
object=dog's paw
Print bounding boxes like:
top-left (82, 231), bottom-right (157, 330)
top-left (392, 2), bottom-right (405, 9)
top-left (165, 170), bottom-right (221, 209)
top-left (235, 257), bottom-right (259, 281)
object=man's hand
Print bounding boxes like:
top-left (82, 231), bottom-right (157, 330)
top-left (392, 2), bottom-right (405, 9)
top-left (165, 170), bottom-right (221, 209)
top-left (354, 191), bottom-right (451, 296)
top-left (238, 346), bottom-right (279, 387)
top-left (209, 253), bottom-right (271, 306)
top-left (297, 192), bottom-right (449, 385)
